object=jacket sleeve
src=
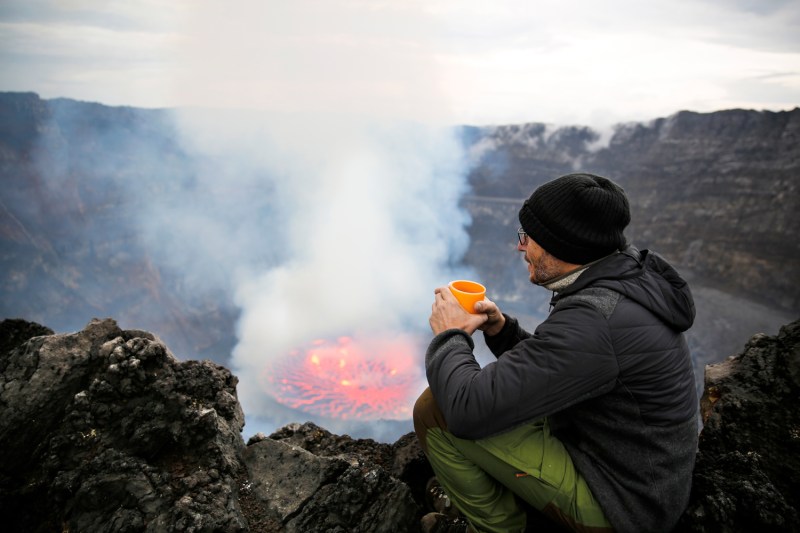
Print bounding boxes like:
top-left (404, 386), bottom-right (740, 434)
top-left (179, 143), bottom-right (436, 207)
top-left (484, 313), bottom-right (533, 356)
top-left (425, 301), bottom-right (620, 439)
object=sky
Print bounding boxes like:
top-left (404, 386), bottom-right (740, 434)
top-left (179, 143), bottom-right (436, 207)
top-left (1, 0), bottom-right (798, 128)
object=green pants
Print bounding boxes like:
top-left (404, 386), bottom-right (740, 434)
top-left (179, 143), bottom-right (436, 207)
top-left (414, 388), bottom-right (612, 533)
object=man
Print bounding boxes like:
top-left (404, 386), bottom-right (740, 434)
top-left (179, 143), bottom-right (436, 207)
top-left (414, 173), bottom-right (699, 533)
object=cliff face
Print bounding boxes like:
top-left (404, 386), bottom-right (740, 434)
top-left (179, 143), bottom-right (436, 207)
top-left (0, 92), bottom-right (239, 363)
top-left (597, 110), bottom-right (799, 312)
top-left (463, 108), bottom-right (800, 313)
top-left (2, 317), bottom-right (798, 532)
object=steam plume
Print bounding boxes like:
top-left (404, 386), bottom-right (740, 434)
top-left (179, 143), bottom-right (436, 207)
top-left (171, 111), bottom-right (473, 440)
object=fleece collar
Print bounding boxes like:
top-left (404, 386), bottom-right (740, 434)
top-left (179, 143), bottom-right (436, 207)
top-left (541, 251), bottom-right (621, 292)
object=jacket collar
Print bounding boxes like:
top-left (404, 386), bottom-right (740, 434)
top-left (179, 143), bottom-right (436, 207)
top-left (554, 246), bottom-right (642, 298)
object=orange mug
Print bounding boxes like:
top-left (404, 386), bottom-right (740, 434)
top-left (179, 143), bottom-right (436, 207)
top-left (448, 280), bottom-right (486, 313)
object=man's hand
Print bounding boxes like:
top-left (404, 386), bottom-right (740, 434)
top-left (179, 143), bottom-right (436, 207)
top-left (429, 286), bottom-right (488, 336)
top-left (474, 298), bottom-right (505, 337)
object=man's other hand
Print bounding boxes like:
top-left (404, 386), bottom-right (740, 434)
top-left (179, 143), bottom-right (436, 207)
top-left (474, 299), bottom-right (505, 337)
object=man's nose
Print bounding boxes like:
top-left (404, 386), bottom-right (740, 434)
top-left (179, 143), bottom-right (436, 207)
top-left (516, 241), bottom-right (526, 252)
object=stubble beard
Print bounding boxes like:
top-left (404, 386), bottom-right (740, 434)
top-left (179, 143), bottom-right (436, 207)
top-left (531, 250), bottom-right (561, 286)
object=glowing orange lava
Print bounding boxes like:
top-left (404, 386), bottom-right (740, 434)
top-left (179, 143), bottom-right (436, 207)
top-left (263, 334), bottom-right (424, 420)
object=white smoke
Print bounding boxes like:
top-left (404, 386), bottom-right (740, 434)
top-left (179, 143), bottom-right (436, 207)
top-left (167, 109), bottom-right (473, 440)
top-left (160, 1), bottom-right (477, 440)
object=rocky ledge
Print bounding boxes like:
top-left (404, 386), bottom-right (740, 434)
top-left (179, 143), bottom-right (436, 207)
top-left (1, 317), bottom-right (798, 532)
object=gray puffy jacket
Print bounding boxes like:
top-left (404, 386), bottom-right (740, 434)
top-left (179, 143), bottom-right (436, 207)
top-left (426, 246), bottom-right (699, 533)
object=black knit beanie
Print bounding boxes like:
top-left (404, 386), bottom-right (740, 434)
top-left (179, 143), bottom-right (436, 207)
top-left (518, 173), bottom-right (631, 264)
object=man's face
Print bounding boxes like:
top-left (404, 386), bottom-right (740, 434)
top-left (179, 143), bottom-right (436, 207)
top-left (517, 235), bottom-right (561, 285)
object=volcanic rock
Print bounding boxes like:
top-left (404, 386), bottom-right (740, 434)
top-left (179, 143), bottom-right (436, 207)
top-left (0, 318), bottom-right (429, 532)
top-left (676, 318), bottom-right (800, 532)
top-left (0, 317), bottom-right (248, 532)
top-left (241, 434), bottom-right (419, 532)
top-left (3, 316), bottom-right (800, 532)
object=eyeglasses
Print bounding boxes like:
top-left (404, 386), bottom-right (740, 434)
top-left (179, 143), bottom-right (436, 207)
top-left (517, 227), bottom-right (528, 246)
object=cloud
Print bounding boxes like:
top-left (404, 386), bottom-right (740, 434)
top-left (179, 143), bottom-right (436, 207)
top-left (0, 0), bottom-right (180, 32)
top-left (1, 0), bottom-right (798, 127)
top-left (727, 71), bottom-right (800, 105)
top-left (166, 0), bottom-right (454, 123)
top-left (432, 0), bottom-right (800, 126)
top-left (3, 0), bottom-right (798, 195)
top-left (0, 2), bottom-right (180, 105)
top-left (678, 0), bottom-right (800, 53)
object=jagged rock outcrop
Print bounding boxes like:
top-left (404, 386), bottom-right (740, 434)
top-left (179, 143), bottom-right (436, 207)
top-left (0, 318), bottom-right (248, 532)
top-left (240, 426), bottom-right (425, 532)
top-left (2, 316), bottom-right (799, 532)
top-left (0, 318), bottom-right (429, 532)
top-left (677, 319), bottom-right (800, 532)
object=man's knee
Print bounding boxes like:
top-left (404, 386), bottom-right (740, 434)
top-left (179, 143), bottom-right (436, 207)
top-left (413, 388), bottom-right (448, 453)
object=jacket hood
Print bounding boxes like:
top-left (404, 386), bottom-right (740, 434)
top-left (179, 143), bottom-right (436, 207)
top-left (559, 246), bottom-right (696, 332)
